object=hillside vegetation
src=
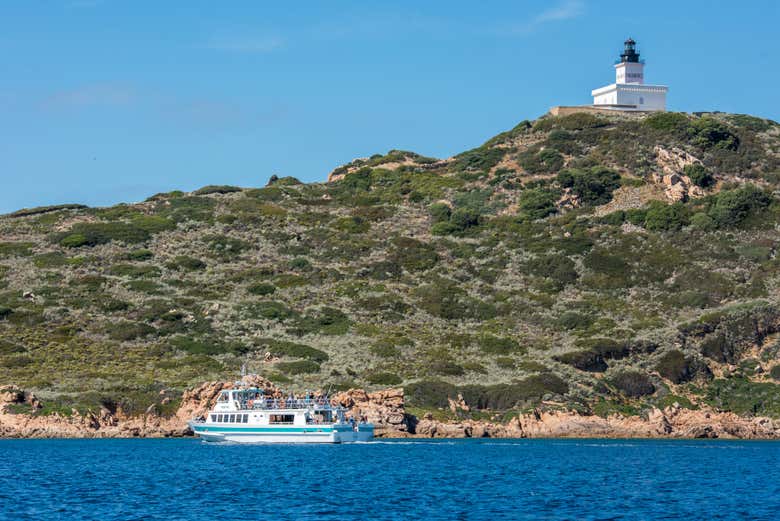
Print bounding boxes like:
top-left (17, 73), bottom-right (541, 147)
top-left (2, 110), bottom-right (780, 421)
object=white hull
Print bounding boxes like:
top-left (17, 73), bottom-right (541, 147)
top-left (190, 422), bottom-right (374, 444)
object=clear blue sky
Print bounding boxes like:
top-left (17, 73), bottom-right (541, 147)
top-left (1, 0), bottom-right (778, 213)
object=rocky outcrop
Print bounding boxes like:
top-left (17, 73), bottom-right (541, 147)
top-left (333, 388), bottom-right (411, 436)
top-left (2, 380), bottom-right (779, 439)
top-left (409, 404), bottom-right (780, 440)
top-left (653, 146), bottom-right (707, 201)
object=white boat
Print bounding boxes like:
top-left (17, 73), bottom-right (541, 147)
top-left (188, 387), bottom-right (374, 444)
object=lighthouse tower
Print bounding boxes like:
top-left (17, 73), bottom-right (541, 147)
top-left (591, 38), bottom-right (668, 111)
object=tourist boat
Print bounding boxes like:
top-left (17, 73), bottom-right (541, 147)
top-left (188, 387), bottom-right (374, 443)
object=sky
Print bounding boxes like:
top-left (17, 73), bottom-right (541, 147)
top-left (1, 0), bottom-right (778, 213)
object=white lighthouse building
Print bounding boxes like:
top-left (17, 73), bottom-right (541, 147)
top-left (591, 38), bottom-right (668, 111)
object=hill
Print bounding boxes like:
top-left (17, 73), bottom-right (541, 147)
top-left (2, 110), bottom-right (780, 425)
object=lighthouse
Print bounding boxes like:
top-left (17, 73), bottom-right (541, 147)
top-left (591, 38), bottom-right (668, 111)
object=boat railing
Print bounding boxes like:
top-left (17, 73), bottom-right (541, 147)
top-left (239, 397), bottom-right (337, 411)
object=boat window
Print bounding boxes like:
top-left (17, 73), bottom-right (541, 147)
top-left (242, 414), bottom-right (248, 423)
top-left (217, 392), bottom-right (228, 402)
top-left (210, 414), bottom-right (216, 422)
top-left (269, 414), bottom-right (295, 424)
top-left (229, 414), bottom-right (235, 423)
top-left (217, 414), bottom-right (222, 422)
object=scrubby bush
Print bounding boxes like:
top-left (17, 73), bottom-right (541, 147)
top-left (644, 201), bottom-right (688, 231)
top-left (609, 369), bottom-right (655, 397)
top-left (167, 256), bottom-right (206, 271)
top-left (518, 188), bottom-right (558, 220)
top-left (288, 307), bottom-right (350, 336)
top-left (683, 164), bottom-right (715, 188)
top-left (333, 216), bottom-right (370, 234)
top-left (556, 166), bottom-right (621, 206)
top-left (518, 148), bottom-right (564, 174)
top-left (688, 117), bottom-right (738, 150)
top-left (770, 365), bottom-right (780, 381)
top-left (495, 357), bottom-right (516, 369)
top-left (59, 222), bottom-right (150, 247)
top-left (525, 254), bottom-right (578, 291)
top-left (429, 203), bottom-right (452, 224)
top-left (706, 185), bottom-right (771, 228)
top-left (258, 339), bottom-right (329, 362)
top-left (415, 282), bottom-right (497, 321)
top-left (656, 350), bottom-right (694, 384)
top-left (479, 335), bottom-right (522, 355)
top-left (247, 283), bottom-right (276, 296)
top-left (276, 360), bottom-right (320, 375)
top-left (206, 235), bottom-right (250, 260)
top-left (104, 320), bottom-right (156, 341)
top-left (366, 372), bottom-right (402, 385)
top-left (193, 185), bottom-right (242, 195)
top-left (644, 112), bottom-right (690, 132)
top-left (453, 146), bottom-right (506, 172)
top-left (556, 311), bottom-right (594, 330)
top-left (389, 237), bottom-right (439, 272)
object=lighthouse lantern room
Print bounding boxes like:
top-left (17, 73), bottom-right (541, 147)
top-left (591, 38), bottom-right (668, 111)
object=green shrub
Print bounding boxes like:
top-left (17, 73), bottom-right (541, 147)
top-left (206, 235), bottom-right (251, 260)
top-left (770, 365), bottom-right (780, 381)
top-left (247, 283), bottom-right (276, 296)
top-left (8, 204), bottom-right (87, 218)
top-left (0, 242), bottom-right (34, 257)
top-left (104, 321), bottom-right (157, 341)
top-left (495, 357), bottom-right (516, 369)
top-left (690, 212), bottom-right (716, 231)
top-left (389, 237), bottom-right (439, 272)
top-left (707, 185), bottom-right (771, 228)
top-left (276, 360), bottom-right (320, 375)
top-left (59, 222), bottom-right (150, 247)
top-left (167, 256), bottom-right (206, 271)
top-left (429, 203), bottom-right (452, 224)
top-left (169, 335), bottom-right (247, 356)
top-left (525, 254), bottom-right (578, 291)
top-left (366, 372), bottom-right (402, 385)
top-left (644, 201), bottom-right (688, 231)
top-left (193, 185), bottom-right (242, 195)
top-left (258, 339), bottom-right (329, 362)
top-left (656, 350), bottom-right (694, 384)
top-left (415, 282), bottom-right (497, 321)
top-left (644, 112), bottom-right (690, 132)
top-left (556, 166), bottom-right (621, 206)
top-left (557, 311), bottom-right (595, 330)
top-left (109, 264), bottom-right (161, 278)
top-left (243, 301), bottom-right (295, 321)
top-left (128, 249), bottom-right (153, 261)
top-left (453, 146), bottom-right (506, 172)
top-left (479, 335), bottom-right (522, 355)
top-left (460, 374), bottom-right (569, 409)
top-left (333, 216), bottom-right (370, 234)
top-left (683, 164), bottom-right (715, 188)
top-left (688, 117), bottom-right (738, 150)
top-left (33, 252), bottom-right (68, 268)
top-left (518, 148), bottom-right (564, 174)
top-left (288, 307), bottom-right (350, 336)
top-left (609, 369), bottom-right (655, 397)
top-left (429, 360), bottom-right (465, 376)
top-left (518, 188), bottom-right (558, 220)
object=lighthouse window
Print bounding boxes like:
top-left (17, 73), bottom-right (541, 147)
top-left (639, 97), bottom-right (644, 104)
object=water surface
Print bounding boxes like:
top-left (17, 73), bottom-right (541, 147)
top-left (1, 438), bottom-right (778, 520)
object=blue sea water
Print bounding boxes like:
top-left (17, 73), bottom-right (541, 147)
top-left (0, 438), bottom-right (778, 520)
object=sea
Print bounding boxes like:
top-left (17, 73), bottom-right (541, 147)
top-left (0, 438), bottom-right (778, 520)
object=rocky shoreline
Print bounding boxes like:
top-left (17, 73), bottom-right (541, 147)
top-left (2, 378), bottom-right (779, 440)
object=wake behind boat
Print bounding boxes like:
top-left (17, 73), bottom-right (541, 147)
top-left (188, 386), bottom-right (374, 443)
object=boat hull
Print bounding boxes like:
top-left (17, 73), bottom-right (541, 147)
top-left (189, 422), bottom-right (374, 444)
